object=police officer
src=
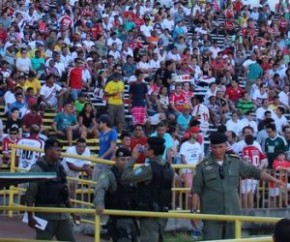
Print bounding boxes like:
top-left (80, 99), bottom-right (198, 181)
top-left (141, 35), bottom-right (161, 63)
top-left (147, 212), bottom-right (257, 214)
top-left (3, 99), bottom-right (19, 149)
top-left (121, 137), bottom-right (174, 242)
top-left (191, 132), bottom-right (285, 241)
top-left (94, 148), bottom-right (138, 242)
top-left (25, 138), bottom-right (77, 241)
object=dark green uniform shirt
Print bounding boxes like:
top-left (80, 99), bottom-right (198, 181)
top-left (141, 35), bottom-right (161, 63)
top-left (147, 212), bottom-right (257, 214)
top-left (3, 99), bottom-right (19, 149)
top-left (192, 154), bottom-right (261, 215)
top-left (93, 168), bottom-right (117, 207)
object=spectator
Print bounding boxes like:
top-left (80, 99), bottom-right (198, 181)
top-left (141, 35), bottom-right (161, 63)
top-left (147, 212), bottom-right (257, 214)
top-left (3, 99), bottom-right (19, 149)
top-left (130, 125), bottom-right (147, 164)
top-left (53, 102), bottom-right (87, 146)
top-left (104, 65), bottom-right (125, 133)
top-left (93, 114), bottom-right (118, 180)
top-left (16, 125), bottom-right (44, 171)
top-left (5, 107), bottom-right (22, 138)
top-left (240, 110), bottom-right (258, 135)
top-left (62, 138), bottom-right (92, 199)
top-left (236, 92), bottom-right (255, 115)
top-left (2, 127), bottom-right (19, 164)
top-left (78, 102), bottom-right (98, 139)
top-left (265, 123), bottom-right (288, 168)
top-left (226, 112), bottom-right (243, 136)
top-left (130, 70), bottom-right (149, 126)
top-left (241, 135), bottom-right (267, 209)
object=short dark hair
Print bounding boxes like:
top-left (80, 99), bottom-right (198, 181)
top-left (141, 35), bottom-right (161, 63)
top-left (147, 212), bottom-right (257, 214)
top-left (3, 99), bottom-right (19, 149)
top-left (273, 218), bottom-right (290, 242)
top-left (120, 132), bottom-right (130, 140)
top-left (266, 123), bottom-right (276, 131)
top-left (147, 137), bottom-right (165, 156)
top-left (242, 126), bottom-right (254, 135)
top-left (44, 138), bottom-right (61, 152)
top-left (157, 121), bottom-right (167, 129)
top-left (134, 124), bottom-right (143, 130)
top-left (76, 138), bottom-right (86, 144)
top-left (244, 135), bottom-right (254, 145)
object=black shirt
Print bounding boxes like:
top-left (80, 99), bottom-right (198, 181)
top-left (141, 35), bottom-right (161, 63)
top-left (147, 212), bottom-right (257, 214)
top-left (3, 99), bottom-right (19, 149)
top-left (130, 82), bottom-right (148, 107)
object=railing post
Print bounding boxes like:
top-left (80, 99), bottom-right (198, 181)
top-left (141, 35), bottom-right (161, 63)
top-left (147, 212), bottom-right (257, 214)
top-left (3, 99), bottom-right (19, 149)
top-left (235, 220), bottom-right (242, 239)
top-left (94, 214), bottom-right (101, 242)
top-left (8, 147), bottom-right (16, 217)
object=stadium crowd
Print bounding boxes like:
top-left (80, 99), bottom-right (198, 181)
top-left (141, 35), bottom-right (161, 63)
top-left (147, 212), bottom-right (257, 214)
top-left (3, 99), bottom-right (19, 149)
top-left (1, 0), bottom-right (290, 212)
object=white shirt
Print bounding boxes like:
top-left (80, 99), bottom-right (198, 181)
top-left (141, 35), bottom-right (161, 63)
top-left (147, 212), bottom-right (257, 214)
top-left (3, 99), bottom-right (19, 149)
top-left (256, 107), bottom-right (273, 121)
top-left (278, 91), bottom-right (289, 106)
top-left (16, 137), bottom-right (44, 171)
top-left (272, 114), bottom-right (288, 134)
top-left (226, 119), bottom-right (243, 136)
top-left (107, 37), bottom-right (123, 51)
top-left (149, 59), bottom-right (160, 69)
top-left (240, 118), bottom-right (258, 135)
top-left (192, 104), bottom-right (210, 132)
top-left (209, 46), bottom-right (221, 59)
top-left (180, 141), bottom-right (203, 165)
top-left (232, 140), bottom-right (262, 155)
top-left (161, 18), bottom-right (175, 31)
top-left (39, 83), bottom-right (62, 107)
top-left (16, 57), bottom-right (32, 73)
top-left (61, 146), bottom-right (91, 177)
top-left (140, 24), bottom-right (153, 37)
top-left (166, 51), bottom-right (181, 62)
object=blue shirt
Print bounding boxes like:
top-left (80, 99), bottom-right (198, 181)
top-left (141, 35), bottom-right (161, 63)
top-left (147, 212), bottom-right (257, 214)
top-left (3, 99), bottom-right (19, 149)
top-left (54, 112), bottom-right (77, 131)
top-left (99, 129), bottom-right (118, 160)
top-left (177, 113), bottom-right (191, 131)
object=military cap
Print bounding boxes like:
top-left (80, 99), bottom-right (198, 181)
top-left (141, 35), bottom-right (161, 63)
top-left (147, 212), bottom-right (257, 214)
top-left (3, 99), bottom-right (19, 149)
top-left (115, 148), bottom-right (131, 158)
top-left (209, 132), bottom-right (228, 145)
top-left (147, 137), bottom-right (165, 146)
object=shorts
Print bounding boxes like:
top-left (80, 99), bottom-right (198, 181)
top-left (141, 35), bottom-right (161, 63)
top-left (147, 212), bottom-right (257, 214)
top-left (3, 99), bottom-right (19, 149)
top-left (240, 179), bottom-right (258, 194)
top-left (131, 106), bottom-right (146, 125)
top-left (57, 127), bottom-right (81, 139)
top-left (269, 183), bottom-right (290, 197)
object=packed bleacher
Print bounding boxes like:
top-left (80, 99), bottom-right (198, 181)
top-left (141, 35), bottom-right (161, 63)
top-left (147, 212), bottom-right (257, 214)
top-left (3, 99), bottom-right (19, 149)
top-left (1, 0), bottom-right (290, 210)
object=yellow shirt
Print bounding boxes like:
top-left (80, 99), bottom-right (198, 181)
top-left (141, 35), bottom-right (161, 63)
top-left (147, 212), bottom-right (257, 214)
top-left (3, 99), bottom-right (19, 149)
top-left (24, 78), bottom-right (41, 94)
top-left (104, 80), bottom-right (124, 105)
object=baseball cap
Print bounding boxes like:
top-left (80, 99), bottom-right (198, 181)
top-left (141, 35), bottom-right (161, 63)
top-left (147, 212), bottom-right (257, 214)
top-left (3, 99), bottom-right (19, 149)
top-left (190, 126), bottom-right (200, 134)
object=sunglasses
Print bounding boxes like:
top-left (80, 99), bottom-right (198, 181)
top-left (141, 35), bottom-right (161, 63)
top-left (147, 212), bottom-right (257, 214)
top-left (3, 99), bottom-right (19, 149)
top-left (10, 132), bottom-right (17, 135)
top-left (219, 166), bottom-right (225, 180)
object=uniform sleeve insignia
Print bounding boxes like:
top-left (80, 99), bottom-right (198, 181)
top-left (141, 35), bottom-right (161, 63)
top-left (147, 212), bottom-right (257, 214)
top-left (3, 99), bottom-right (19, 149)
top-left (134, 167), bottom-right (143, 175)
top-left (99, 174), bottom-right (106, 180)
top-left (205, 166), bottom-right (213, 170)
top-left (229, 154), bottom-right (240, 159)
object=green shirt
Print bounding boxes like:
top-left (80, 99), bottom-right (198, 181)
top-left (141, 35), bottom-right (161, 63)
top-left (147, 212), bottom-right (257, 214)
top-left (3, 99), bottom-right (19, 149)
top-left (265, 135), bottom-right (288, 168)
top-left (236, 99), bottom-right (255, 114)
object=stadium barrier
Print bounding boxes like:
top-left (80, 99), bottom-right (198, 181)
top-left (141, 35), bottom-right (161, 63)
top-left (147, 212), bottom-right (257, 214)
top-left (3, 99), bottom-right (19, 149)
top-left (0, 205), bottom-right (278, 242)
top-left (6, 144), bottom-right (290, 218)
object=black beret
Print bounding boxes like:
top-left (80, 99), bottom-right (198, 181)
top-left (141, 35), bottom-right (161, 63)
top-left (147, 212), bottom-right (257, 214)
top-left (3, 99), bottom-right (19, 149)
top-left (147, 137), bottom-right (165, 146)
top-left (115, 148), bottom-right (131, 158)
top-left (209, 132), bottom-right (228, 145)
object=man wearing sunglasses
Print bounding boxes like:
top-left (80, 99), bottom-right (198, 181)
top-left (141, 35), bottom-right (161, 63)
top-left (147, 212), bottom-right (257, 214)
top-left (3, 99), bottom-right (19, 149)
top-left (191, 132), bottom-right (285, 241)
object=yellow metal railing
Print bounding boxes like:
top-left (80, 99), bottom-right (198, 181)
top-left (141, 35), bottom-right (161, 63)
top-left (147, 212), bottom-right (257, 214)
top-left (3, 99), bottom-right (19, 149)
top-left (0, 206), bottom-right (278, 242)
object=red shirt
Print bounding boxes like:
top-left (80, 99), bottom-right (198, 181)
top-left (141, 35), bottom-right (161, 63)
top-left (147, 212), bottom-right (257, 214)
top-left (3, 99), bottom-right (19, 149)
top-left (2, 136), bottom-right (19, 154)
top-left (22, 112), bottom-right (43, 129)
top-left (0, 29), bottom-right (7, 42)
top-left (170, 92), bottom-right (187, 112)
top-left (130, 136), bottom-right (147, 164)
top-left (225, 86), bottom-right (245, 102)
top-left (182, 90), bottom-right (194, 103)
top-left (68, 67), bottom-right (83, 89)
top-left (242, 145), bottom-right (266, 167)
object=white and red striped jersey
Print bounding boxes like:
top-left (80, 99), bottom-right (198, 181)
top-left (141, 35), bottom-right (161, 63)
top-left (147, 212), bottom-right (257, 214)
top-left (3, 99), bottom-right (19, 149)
top-left (242, 145), bottom-right (266, 167)
top-left (16, 137), bottom-right (44, 171)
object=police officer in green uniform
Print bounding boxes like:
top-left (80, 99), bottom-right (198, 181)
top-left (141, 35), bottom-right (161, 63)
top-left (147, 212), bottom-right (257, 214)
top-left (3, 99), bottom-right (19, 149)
top-left (25, 139), bottom-right (77, 241)
top-left (191, 132), bottom-right (285, 241)
top-left (121, 137), bottom-right (174, 242)
top-left (94, 148), bottom-right (138, 242)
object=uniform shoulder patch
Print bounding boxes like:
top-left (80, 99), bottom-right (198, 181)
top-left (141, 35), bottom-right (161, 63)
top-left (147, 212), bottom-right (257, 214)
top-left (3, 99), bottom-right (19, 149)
top-left (228, 154), bottom-right (240, 159)
top-left (134, 167), bottom-right (143, 175)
